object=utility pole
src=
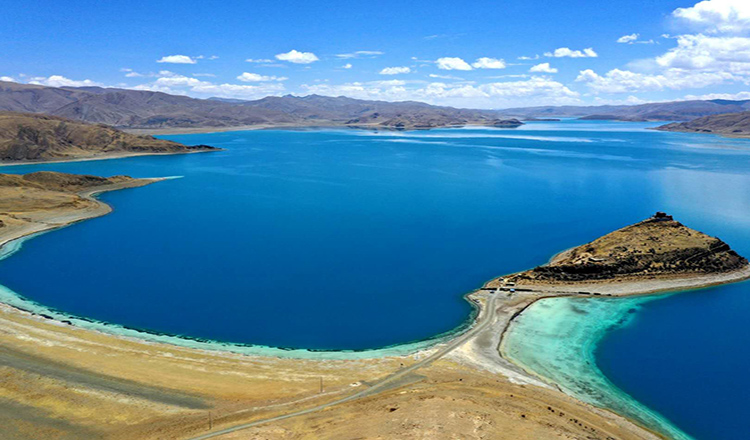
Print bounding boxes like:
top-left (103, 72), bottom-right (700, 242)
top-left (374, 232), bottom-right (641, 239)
top-left (208, 411), bottom-right (213, 430)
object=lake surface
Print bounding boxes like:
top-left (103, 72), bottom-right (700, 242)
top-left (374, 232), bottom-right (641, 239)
top-left (1, 120), bottom-right (750, 437)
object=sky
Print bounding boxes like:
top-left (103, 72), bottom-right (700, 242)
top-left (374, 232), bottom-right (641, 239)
top-left (2, 0), bottom-right (750, 109)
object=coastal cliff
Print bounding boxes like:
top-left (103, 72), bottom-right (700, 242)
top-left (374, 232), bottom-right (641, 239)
top-left (512, 213), bottom-right (748, 284)
top-left (0, 111), bottom-right (217, 163)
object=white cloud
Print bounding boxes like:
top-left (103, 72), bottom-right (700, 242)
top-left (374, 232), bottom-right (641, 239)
top-left (575, 68), bottom-right (736, 93)
top-left (301, 76), bottom-right (579, 108)
top-left (544, 47), bottom-right (598, 58)
top-left (156, 55), bottom-right (198, 64)
top-left (682, 90), bottom-right (750, 100)
top-left (237, 72), bottom-right (288, 82)
top-left (617, 33), bottom-right (640, 43)
top-left (132, 74), bottom-right (285, 99)
top-left (28, 75), bottom-right (103, 88)
top-left (529, 62), bottom-right (558, 73)
top-left (336, 50), bottom-right (384, 59)
top-left (580, 29), bottom-right (750, 95)
top-left (673, 0), bottom-right (750, 34)
top-left (429, 73), bottom-right (464, 80)
top-left (655, 34), bottom-right (750, 74)
top-left (518, 54), bottom-right (540, 60)
top-left (125, 71), bottom-right (144, 77)
top-left (275, 50), bottom-right (319, 64)
top-left (592, 95), bottom-right (651, 105)
top-left (1, 76), bottom-right (14, 82)
top-left (342, 63), bottom-right (353, 69)
top-left (379, 66), bottom-right (411, 75)
top-left (193, 73), bottom-right (217, 77)
top-left (436, 57), bottom-right (473, 70)
top-left (246, 58), bottom-right (275, 63)
top-left (486, 74), bottom-right (530, 79)
top-left (472, 57), bottom-right (506, 69)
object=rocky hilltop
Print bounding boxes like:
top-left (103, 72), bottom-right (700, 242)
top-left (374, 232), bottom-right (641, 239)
top-left (514, 213), bottom-right (748, 283)
top-left (655, 111), bottom-right (750, 138)
top-left (0, 111), bottom-right (217, 163)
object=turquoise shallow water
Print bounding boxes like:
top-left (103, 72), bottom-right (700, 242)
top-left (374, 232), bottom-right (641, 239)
top-left (1, 120), bottom-right (750, 437)
top-left (502, 295), bottom-right (693, 440)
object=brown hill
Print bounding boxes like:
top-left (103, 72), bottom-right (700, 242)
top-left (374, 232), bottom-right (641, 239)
top-left (655, 111), bottom-right (750, 138)
top-left (514, 212), bottom-right (747, 283)
top-left (0, 112), bottom-right (217, 163)
top-left (0, 81), bottom-right (295, 128)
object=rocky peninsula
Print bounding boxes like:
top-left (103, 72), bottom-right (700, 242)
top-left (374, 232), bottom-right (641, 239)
top-left (0, 192), bottom-right (747, 440)
top-left (655, 111), bottom-right (750, 139)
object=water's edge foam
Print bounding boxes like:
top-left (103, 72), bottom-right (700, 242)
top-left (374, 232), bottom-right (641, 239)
top-left (502, 296), bottom-right (695, 440)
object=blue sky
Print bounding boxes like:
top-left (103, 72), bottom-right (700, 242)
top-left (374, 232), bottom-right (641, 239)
top-left (2, 0), bottom-right (750, 108)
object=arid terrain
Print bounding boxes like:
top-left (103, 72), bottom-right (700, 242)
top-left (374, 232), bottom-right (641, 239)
top-left (0, 112), bottom-right (217, 163)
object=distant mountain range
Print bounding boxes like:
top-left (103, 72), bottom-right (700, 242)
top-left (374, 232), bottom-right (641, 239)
top-left (0, 81), bottom-right (515, 131)
top-left (498, 99), bottom-right (750, 122)
top-left (4, 80), bottom-right (750, 136)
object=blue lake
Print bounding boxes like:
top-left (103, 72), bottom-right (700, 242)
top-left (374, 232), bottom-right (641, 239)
top-left (1, 120), bottom-right (750, 438)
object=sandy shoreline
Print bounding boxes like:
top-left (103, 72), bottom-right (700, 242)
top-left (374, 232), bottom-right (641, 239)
top-left (0, 148), bottom-right (217, 167)
top-left (1, 185), bottom-right (747, 438)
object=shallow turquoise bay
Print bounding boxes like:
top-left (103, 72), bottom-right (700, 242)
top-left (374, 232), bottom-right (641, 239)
top-left (1, 120), bottom-right (750, 437)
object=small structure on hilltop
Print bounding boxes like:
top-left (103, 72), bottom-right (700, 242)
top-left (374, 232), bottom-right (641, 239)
top-left (513, 214), bottom-right (748, 283)
top-left (652, 211), bottom-right (673, 221)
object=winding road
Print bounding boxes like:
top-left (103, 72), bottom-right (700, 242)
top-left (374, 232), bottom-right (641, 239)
top-left (186, 291), bottom-right (501, 440)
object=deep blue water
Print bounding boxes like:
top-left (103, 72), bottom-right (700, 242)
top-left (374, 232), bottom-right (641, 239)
top-left (1, 120), bottom-right (750, 437)
top-left (597, 283), bottom-right (750, 440)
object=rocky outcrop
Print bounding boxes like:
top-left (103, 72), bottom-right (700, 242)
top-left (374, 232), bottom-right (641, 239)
top-left (515, 213), bottom-right (748, 283)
